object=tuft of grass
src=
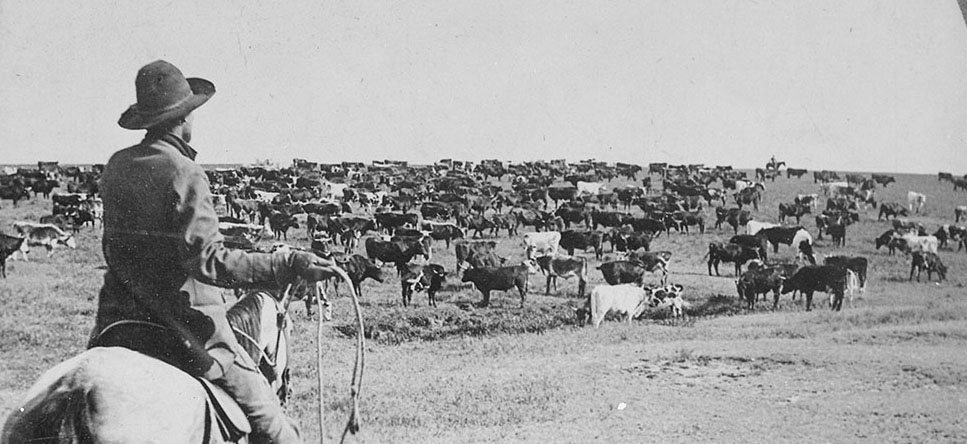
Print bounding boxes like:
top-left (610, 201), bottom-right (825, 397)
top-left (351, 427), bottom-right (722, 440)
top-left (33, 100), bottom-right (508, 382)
top-left (334, 302), bottom-right (580, 345)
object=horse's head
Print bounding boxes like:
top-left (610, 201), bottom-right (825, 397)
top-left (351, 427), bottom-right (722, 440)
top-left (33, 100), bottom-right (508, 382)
top-left (228, 289), bottom-right (295, 405)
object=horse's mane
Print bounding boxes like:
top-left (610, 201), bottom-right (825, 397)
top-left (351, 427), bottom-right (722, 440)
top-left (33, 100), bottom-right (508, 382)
top-left (226, 292), bottom-right (265, 363)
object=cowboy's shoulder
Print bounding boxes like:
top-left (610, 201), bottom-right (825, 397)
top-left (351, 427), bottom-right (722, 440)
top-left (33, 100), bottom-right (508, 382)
top-left (108, 140), bottom-right (201, 175)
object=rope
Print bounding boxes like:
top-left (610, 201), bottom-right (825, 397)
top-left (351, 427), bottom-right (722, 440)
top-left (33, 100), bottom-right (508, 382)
top-left (316, 266), bottom-right (363, 444)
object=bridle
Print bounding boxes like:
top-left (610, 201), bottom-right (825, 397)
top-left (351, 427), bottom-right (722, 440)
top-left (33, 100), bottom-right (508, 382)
top-left (231, 289), bottom-right (293, 403)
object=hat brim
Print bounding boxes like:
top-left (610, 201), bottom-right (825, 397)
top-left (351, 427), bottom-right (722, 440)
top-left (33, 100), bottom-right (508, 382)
top-left (118, 78), bottom-right (215, 130)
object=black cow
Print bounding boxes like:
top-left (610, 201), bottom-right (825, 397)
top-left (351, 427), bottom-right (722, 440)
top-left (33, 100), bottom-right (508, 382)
top-left (778, 203), bottom-right (810, 224)
top-left (874, 229), bottom-right (902, 255)
top-left (421, 222), bottom-right (464, 248)
top-left (554, 206), bottom-right (590, 229)
top-left (755, 226), bottom-right (809, 254)
top-left (1, 234), bottom-right (28, 278)
top-left (461, 262), bottom-right (537, 307)
top-left (364, 237), bottom-right (428, 268)
top-left (871, 174), bottom-right (895, 187)
top-left (786, 168), bottom-right (808, 179)
top-left (489, 213), bottom-right (519, 237)
top-left (827, 222), bottom-right (846, 247)
top-left (597, 260), bottom-right (647, 285)
top-left (420, 202), bottom-right (452, 220)
top-left (374, 211), bottom-right (420, 235)
top-left (333, 254), bottom-right (385, 299)
top-left (736, 266), bottom-right (785, 310)
top-left (725, 208), bottom-right (752, 234)
top-left (878, 203), bottom-right (908, 220)
top-left (0, 183), bottom-right (31, 207)
top-left (626, 217), bottom-right (666, 236)
top-left (780, 265), bottom-right (848, 311)
top-left (268, 211), bottom-right (299, 240)
top-left (729, 234), bottom-right (768, 261)
top-left (671, 211), bottom-right (705, 234)
top-left (707, 242), bottom-right (760, 277)
top-left (399, 263), bottom-right (447, 307)
top-left (611, 229), bottom-right (652, 253)
top-left (823, 256), bottom-right (868, 291)
top-left (909, 251), bottom-right (946, 283)
top-left (558, 230), bottom-right (607, 259)
top-left (625, 249), bottom-right (672, 285)
top-left (734, 188), bottom-right (760, 211)
top-left (591, 210), bottom-right (627, 230)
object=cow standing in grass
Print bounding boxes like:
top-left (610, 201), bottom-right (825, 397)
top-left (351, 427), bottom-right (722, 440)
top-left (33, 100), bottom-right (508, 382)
top-left (461, 261), bottom-right (538, 307)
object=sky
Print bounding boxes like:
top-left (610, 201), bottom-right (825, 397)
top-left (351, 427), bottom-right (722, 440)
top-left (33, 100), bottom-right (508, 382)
top-left (2, 0), bottom-right (967, 174)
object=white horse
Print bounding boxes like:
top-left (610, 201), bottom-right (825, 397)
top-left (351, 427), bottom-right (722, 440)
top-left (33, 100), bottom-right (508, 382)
top-left (2, 290), bottom-right (293, 444)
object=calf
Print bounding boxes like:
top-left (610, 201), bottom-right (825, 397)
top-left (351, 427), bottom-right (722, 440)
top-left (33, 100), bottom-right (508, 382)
top-left (649, 284), bottom-right (688, 319)
top-left (736, 266), bottom-right (785, 310)
top-left (707, 242), bottom-right (760, 277)
top-left (780, 265), bottom-right (848, 311)
top-left (588, 284), bottom-right (654, 327)
top-left (535, 254), bottom-right (588, 297)
top-left (823, 256), bottom-right (868, 292)
top-left (461, 261), bottom-right (537, 307)
top-left (0, 234), bottom-right (29, 278)
top-left (909, 251), bottom-right (946, 283)
top-left (955, 206), bottom-right (966, 223)
top-left (26, 226), bottom-right (76, 257)
top-left (399, 263), bottom-right (447, 307)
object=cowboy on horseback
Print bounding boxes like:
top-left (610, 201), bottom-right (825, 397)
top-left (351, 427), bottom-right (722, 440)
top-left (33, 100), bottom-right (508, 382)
top-left (82, 60), bottom-right (337, 444)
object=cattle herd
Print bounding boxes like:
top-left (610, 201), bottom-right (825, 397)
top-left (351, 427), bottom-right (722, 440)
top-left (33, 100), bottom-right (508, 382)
top-left (1, 158), bottom-right (966, 328)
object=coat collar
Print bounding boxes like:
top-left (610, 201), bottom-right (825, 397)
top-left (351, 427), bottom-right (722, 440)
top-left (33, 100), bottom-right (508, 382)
top-left (143, 131), bottom-right (198, 161)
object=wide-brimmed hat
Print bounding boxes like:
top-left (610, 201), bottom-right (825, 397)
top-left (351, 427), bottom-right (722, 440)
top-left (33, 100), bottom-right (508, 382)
top-left (118, 60), bottom-right (215, 130)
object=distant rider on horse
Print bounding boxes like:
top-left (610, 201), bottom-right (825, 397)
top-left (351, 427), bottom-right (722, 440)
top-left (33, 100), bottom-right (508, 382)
top-left (88, 60), bottom-right (336, 444)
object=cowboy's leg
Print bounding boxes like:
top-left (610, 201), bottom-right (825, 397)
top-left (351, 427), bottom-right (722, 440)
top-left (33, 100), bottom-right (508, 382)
top-left (213, 347), bottom-right (302, 444)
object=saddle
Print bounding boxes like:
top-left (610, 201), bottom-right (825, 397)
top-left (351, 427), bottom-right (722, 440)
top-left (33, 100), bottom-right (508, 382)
top-left (92, 321), bottom-right (251, 442)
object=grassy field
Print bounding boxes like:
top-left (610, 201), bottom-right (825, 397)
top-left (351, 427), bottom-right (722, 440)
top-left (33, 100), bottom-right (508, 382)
top-left (2, 169), bottom-right (967, 443)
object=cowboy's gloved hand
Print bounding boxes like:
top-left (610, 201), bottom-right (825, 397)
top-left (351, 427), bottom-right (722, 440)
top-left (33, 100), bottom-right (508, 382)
top-left (287, 250), bottom-right (345, 283)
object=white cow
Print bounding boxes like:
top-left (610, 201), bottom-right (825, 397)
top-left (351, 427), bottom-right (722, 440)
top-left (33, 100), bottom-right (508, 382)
top-left (895, 232), bottom-right (938, 255)
top-left (523, 231), bottom-right (561, 259)
top-left (576, 181), bottom-right (606, 196)
top-left (821, 181), bottom-right (849, 197)
top-left (744, 220), bottom-right (778, 236)
top-left (589, 284), bottom-right (654, 328)
top-left (907, 191), bottom-right (926, 213)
